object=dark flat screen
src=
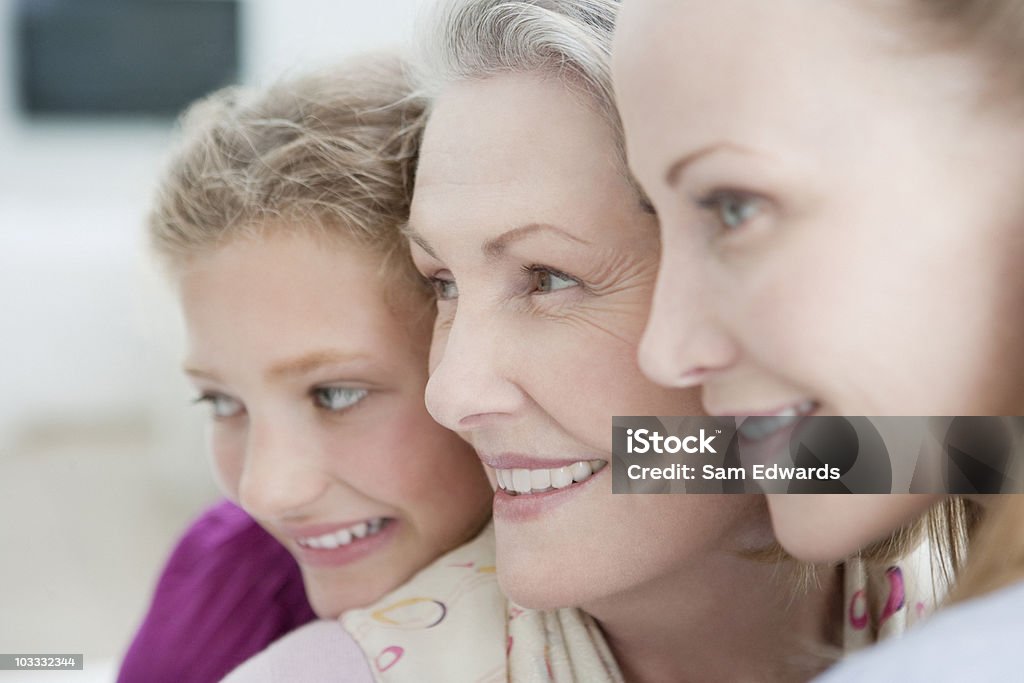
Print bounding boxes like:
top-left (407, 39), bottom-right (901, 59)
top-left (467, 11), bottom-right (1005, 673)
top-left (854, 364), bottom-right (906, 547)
top-left (17, 0), bottom-right (240, 117)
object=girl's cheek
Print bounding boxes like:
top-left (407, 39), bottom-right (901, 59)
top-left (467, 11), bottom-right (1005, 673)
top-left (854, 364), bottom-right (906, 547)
top-left (209, 428), bottom-right (245, 501)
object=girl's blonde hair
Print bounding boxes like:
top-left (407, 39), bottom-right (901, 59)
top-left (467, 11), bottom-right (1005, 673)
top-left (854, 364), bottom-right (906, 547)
top-left (149, 53), bottom-right (429, 309)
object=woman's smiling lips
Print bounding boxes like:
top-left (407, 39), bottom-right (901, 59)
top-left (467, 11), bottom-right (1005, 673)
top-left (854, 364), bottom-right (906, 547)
top-left (281, 517), bottom-right (399, 568)
top-left (477, 453), bottom-right (610, 522)
top-left (736, 400), bottom-right (819, 441)
top-left (722, 400), bottom-right (820, 472)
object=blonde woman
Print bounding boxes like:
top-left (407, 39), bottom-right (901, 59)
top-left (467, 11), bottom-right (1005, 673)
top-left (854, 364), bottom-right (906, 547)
top-left (613, 0), bottom-right (1024, 679)
top-left (142, 54), bottom-right (494, 682)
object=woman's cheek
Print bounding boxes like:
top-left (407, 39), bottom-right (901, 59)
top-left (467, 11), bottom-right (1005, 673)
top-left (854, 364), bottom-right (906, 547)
top-left (428, 317), bottom-right (452, 374)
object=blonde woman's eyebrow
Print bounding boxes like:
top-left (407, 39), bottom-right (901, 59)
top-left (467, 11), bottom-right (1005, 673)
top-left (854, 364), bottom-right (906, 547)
top-left (663, 141), bottom-right (761, 187)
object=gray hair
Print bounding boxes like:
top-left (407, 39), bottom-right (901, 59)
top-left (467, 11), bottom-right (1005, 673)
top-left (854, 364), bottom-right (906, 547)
top-left (410, 0), bottom-right (629, 169)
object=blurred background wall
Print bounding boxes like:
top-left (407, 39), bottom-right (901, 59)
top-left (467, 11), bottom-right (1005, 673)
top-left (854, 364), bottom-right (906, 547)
top-left (0, 1), bottom-right (419, 679)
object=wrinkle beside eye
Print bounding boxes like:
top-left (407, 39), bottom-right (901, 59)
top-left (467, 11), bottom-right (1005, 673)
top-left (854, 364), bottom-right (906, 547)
top-left (545, 302), bottom-right (646, 349)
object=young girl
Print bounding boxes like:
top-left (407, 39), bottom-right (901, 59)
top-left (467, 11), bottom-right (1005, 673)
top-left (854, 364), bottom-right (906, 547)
top-left (128, 54), bottom-right (493, 682)
top-left (613, 0), bottom-right (1024, 678)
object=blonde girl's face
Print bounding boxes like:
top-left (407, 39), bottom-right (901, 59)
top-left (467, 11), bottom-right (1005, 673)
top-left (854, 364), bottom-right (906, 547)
top-left (613, 0), bottom-right (1024, 560)
top-left (179, 230), bottom-right (492, 618)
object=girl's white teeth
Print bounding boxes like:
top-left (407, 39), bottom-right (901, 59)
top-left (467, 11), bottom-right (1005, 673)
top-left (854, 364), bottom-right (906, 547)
top-left (297, 518), bottom-right (386, 549)
top-left (495, 460), bottom-right (607, 496)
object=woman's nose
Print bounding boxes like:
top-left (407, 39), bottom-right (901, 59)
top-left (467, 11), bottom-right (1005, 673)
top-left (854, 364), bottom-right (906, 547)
top-left (424, 305), bottom-right (524, 433)
top-left (639, 245), bottom-right (738, 389)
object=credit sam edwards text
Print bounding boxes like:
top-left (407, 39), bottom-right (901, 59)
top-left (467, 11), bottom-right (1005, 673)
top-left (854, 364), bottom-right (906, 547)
top-left (624, 428), bottom-right (842, 482)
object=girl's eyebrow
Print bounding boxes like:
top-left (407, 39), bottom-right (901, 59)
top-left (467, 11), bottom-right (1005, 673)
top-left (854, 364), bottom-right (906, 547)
top-left (265, 350), bottom-right (371, 380)
top-left (183, 365), bottom-right (220, 382)
top-left (184, 350), bottom-right (370, 384)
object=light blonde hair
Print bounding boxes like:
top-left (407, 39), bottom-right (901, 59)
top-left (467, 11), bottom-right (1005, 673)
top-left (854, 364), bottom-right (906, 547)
top-left (896, 0), bottom-right (1024, 602)
top-left (950, 496), bottom-right (1024, 601)
top-left (149, 53), bottom-right (429, 311)
top-left (905, 0), bottom-right (1024, 108)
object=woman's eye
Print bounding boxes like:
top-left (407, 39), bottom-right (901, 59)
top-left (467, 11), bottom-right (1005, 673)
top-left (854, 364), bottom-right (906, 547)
top-left (313, 386), bottom-right (368, 412)
top-left (526, 266), bottom-right (579, 294)
top-left (698, 190), bottom-right (763, 232)
top-left (428, 276), bottom-right (458, 301)
top-left (194, 393), bottom-right (244, 419)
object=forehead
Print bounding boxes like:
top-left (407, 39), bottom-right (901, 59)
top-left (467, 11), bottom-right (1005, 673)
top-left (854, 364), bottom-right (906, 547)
top-left (614, 0), bottom-right (910, 181)
top-left (412, 71), bottom-right (632, 237)
top-left (179, 231), bottom-right (399, 353)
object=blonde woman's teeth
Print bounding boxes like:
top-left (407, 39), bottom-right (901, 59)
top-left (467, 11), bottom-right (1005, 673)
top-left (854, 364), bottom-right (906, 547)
top-left (737, 401), bottom-right (818, 440)
top-left (495, 460), bottom-right (607, 495)
top-left (297, 518), bottom-right (386, 549)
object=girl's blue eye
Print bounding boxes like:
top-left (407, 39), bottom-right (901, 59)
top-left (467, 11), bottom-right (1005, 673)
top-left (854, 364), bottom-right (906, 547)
top-left (313, 387), bottom-right (368, 411)
top-left (526, 266), bottom-right (580, 294)
top-left (194, 393), bottom-right (244, 419)
top-left (428, 277), bottom-right (458, 301)
top-left (698, 190), bottom-right (763, 231)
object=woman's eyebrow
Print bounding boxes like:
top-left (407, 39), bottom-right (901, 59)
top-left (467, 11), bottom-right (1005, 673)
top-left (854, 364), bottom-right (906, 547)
top-left (401, 222), bottom-right (438, 259)
top-left (482, 223), bottom-right (591, 259)
top-left (664, 141), bottom-right (760, 186)
top-left (404, 221), bottom-right (592, 261)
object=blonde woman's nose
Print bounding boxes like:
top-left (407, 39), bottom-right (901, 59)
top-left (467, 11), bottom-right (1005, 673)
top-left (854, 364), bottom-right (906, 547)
top-left (639, 250), bottom-right (738, 389)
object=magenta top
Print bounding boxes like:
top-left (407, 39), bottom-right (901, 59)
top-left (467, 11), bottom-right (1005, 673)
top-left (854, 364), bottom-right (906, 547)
top-left (117, 500), bottom-right (317, 683)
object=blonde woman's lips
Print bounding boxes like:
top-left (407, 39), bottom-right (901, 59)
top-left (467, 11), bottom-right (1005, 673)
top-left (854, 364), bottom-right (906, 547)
top-left (727, 401), bottom-right (820, 470)
top-left (736, 400), bottom-right (818, 441)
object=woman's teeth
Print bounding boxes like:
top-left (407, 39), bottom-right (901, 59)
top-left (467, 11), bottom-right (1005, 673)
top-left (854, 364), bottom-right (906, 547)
top-left (297, 517), bottom-right (387, 549)
top-left (737, 401), bottom-right (818, 440)
top-left (494, 460), bottom-right (607, 495)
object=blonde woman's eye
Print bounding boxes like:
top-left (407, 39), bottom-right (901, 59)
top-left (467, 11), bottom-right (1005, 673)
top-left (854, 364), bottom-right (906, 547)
top-left (314, 387), bottom-right (368, 411)
top-left (428, 276), bottom-right (458, 301)
top-left (194, 392), bottom-right (244, 419)
top-left (698, 190), bottom-right (763, 231)
top-left (525, 266), bottom-right (580, 294)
